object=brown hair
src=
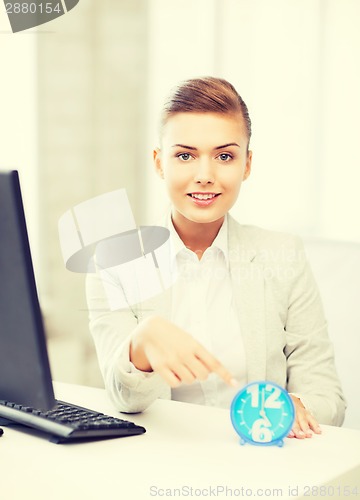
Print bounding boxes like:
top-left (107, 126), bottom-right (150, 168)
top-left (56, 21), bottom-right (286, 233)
top-left (160, 76), bottom-right (252, 148)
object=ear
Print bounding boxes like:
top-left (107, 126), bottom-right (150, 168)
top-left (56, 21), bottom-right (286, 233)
top-left (153, 148), bottom-right (164, 179)
top-left (243, 150), bottom-right (252, 180)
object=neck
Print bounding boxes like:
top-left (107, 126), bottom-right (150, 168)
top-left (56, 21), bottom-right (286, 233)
top-left (171, 211), bottom-right (225, 259)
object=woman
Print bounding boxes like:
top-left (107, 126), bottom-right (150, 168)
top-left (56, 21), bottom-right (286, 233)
top-left (86, 77), bottom-right (346, 439)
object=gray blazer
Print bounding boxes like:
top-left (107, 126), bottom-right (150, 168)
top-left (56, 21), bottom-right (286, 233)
top-left (86, 215), bottom-right (346, 425)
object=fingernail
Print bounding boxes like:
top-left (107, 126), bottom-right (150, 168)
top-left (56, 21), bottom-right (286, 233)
top-left (230, 378), bottom-right (239, 387)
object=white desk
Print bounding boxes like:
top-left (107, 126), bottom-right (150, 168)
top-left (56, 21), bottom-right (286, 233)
top-left (1, 382), bottom-right (359, 500)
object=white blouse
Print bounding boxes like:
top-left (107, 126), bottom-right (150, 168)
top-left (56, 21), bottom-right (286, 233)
top-left (168, 215), bottom-right (247, 408)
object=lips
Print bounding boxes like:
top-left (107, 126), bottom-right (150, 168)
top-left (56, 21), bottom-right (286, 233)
top-left (188, 192), bottom-right (220, 200)
top-left (187, 192), bottom-right (220, 207)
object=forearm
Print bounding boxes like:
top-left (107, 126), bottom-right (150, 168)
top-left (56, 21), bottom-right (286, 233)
top-left (284, 259), bottom-right (346, 426)
top-left (86, 272), bottom-right (169, 412)
top-left (89, 315), bottom-right (170, 413)
top-left (104, 356), bottom-right (170, 414)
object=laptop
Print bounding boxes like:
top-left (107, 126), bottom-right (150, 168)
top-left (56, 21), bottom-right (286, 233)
top-left (0, 170), bottom-right (145, 442)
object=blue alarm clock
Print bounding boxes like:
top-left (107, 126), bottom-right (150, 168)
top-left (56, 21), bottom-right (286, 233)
top-left (230, 381), bottom-right (295, 447)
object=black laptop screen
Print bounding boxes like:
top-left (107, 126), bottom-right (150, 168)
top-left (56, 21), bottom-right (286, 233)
top-left (0, 170), bottom-right (55, 410)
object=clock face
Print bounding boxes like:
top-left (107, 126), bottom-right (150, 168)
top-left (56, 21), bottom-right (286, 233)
top-left (230, 381), bottom-right (295, 446)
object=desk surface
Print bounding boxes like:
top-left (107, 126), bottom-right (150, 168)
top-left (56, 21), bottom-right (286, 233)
top-left (1, 382), bottom-right (359, 500)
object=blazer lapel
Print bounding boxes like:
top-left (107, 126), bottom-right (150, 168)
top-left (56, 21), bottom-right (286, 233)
top-left (228, 216), bottom-right (267, 383)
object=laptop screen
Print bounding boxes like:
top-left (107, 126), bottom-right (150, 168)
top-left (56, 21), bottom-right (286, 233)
top-left (0, 170), bottom-right (55, 410)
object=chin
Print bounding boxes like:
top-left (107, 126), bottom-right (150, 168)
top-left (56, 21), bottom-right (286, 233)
top-left (182, 210), bottom-right (226, 225)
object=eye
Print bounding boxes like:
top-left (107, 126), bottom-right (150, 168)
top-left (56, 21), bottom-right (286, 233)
top-left (217, 153), bottom-right (233, 162)
top-left (177, 153), bottom-right (193, 161)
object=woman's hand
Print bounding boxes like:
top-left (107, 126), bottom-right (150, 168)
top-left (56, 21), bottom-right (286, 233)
top-left (130, 315), bottom-right (237, 388)
top-left (288, 395), bottom-right (322, 439)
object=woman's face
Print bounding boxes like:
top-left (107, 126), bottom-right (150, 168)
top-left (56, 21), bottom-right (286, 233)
top-left (154, 112), bottom-right (252, 227)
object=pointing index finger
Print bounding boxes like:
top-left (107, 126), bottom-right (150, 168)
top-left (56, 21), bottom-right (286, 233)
top-left (196, 347), bottom-right (238, 387)
top-left (214, 364), bottom-right (239, 388)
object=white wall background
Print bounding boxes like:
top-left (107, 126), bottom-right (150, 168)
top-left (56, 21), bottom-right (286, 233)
top-left (144, 0), bottom-right (360, 244)
top-left (0, 11), bottom-right (39, 271)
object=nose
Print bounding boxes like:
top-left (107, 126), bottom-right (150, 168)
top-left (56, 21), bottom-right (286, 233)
top-left (194, 158), bottom-right (215, 185)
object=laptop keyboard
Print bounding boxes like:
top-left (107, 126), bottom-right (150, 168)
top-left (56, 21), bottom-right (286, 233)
top-left (0, 399), bottom-right (146, 443)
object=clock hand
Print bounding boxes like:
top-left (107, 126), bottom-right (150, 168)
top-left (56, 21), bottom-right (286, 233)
top-left (260, 410), bottom-right (271, 426)
top-left (259, 389), bottom-right (271, 426)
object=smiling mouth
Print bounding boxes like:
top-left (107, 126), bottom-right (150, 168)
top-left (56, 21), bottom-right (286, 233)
top-left (187, 193), bottom-right (220, 200)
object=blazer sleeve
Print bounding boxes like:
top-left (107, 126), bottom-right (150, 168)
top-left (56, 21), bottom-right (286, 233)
top-left (283, 238), bottom-right (346, 426)
top-left (85, 270), bottom-right (170, 413)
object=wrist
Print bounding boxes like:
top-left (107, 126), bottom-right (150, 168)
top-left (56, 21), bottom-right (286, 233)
top-left (129, 338), bottom-right (153, 372)
top-left (289, 393), bottom-right (305, 409)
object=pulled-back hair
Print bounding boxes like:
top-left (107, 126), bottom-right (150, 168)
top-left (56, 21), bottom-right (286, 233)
top-left (160, 76), bottom-right (252, 147)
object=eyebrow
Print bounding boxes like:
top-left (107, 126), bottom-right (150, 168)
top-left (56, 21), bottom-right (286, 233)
top-left (172, 144), bottom-right (198, 151)
top-left (214, 143), bottom-right (240, 150)
top-left (172, 143), bottom-right (240, 150)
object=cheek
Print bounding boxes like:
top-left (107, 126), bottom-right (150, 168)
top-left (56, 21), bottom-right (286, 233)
top-left (163, 175), bottom-right (183, 198)
top-left (219, 168), bottom-right (245, 190)
top-left (164, 167), bottom-right (187, 189)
